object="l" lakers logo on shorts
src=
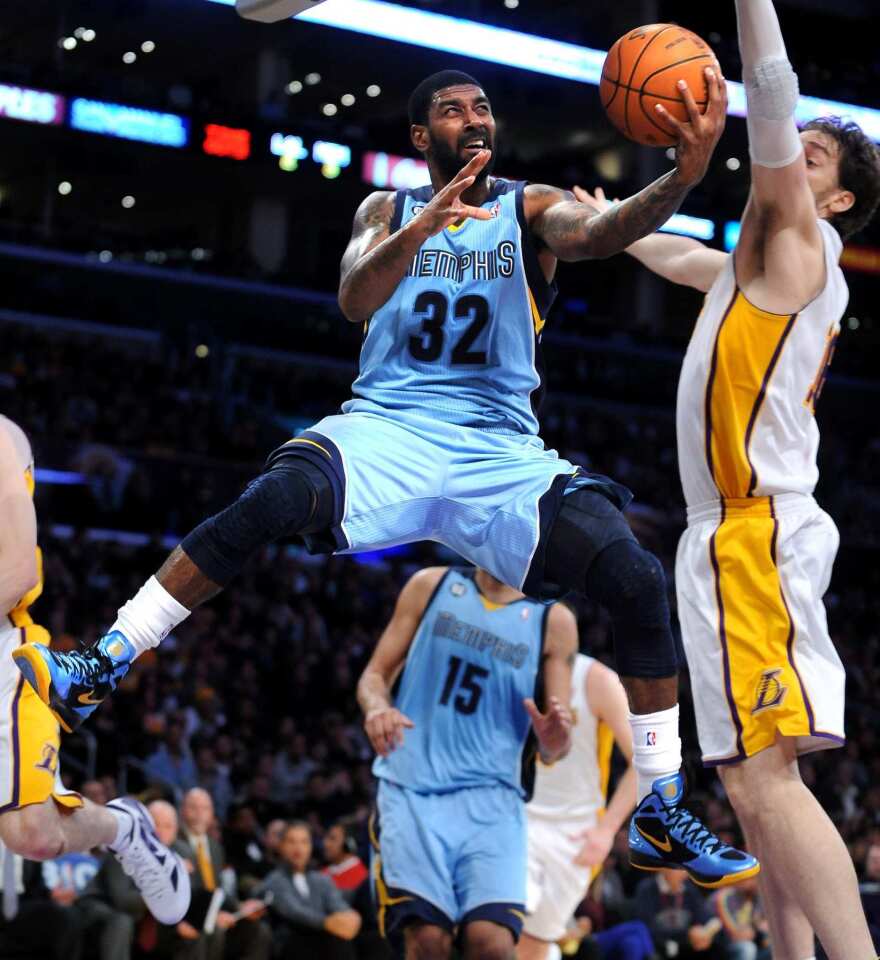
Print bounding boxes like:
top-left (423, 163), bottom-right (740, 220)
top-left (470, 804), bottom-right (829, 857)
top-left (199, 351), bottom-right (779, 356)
top-left (751, 668), bottom-right (788, 715)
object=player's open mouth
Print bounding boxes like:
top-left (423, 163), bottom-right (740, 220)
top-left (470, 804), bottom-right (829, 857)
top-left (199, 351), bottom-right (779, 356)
top-left (462, 138), bottom-right (489, 154)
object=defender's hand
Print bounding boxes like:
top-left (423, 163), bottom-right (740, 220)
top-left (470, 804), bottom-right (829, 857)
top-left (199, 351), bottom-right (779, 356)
top-left (412, 150), bottom-right (494, 238)
top-left (365, 707), bottom-right (415, 758)
top-left (524, 696), bottom-right (572, 760)
top-left (658, 67), bottom-right (728, 187)
top-left (572, 185), bottom-right (617, 216)
top-left (571, 823), bottom-right (615, 867)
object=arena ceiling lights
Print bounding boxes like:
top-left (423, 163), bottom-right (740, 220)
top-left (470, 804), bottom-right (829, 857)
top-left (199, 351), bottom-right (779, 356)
top-left (204, 0), bottom-right (880, 143)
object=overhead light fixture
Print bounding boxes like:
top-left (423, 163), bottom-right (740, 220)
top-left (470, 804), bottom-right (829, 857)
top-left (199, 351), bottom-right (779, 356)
top-left (141, 40), bottom-right (156, 53)
top-left (726, 157), bottom-right (741, 171)
top-left (322, 103), bottom-right (338, 116)
top-left (122, 51), bottom-right (137, 64)
top-left (74, 27), bottom-right (86, 38)
top-left (366, 84), bottom-right (381, 97)
top-left (305, 72), bottom-right (321, 85)
top-left (58, 181), bottom-right (73, 195)
top-left (504, 0), bottom-right (519, 8)
top-left (82, 28), bottom-right (96, 41)
top-left (61, 37), bottom-right (77, 51)
top-left (121, 195), bottom-right (136, 208)
top-left (285, 80), bottom-right (303, 94)
top-left (98, 250), bottom-right (113, 262)
top-left (341, 93), bottom-right (355, 106)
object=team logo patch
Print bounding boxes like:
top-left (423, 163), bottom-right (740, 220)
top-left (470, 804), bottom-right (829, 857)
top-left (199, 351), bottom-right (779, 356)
top-left (107, 638), bottom-right (127, 658)
top-left (35, 743), bottom-right (58, 774)
top-left (451, 582), bottom-right (465, 597)
top-left (752, 668), bottom-right (788, 715)
top-left (520, 608), bottom-right (530, 620)
top-left (646, 731), bottom-right (656, 746)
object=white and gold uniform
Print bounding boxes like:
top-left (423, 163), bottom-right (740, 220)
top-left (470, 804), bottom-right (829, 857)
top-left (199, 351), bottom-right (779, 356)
top-left (675, 219), bottom-right (847, 766)
top-left (0, 416), bottom-right (81, 813)
top-left (524, 654), bottom-right (613, 942)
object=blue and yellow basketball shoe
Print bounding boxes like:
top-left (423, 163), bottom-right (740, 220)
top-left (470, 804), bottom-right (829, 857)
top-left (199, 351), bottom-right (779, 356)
top-left (629, 772), bottom-right (760, 888)
top-left (12, 631), bottom-right (135, 732)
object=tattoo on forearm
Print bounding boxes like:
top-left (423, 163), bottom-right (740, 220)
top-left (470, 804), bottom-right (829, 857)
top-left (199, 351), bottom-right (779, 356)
top-left (546, 171), bottom-right (692, 260)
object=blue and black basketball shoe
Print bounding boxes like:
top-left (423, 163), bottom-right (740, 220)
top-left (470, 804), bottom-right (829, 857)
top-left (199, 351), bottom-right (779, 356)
top-left (13, 631), bottom-right (135, 732)
top-left (629, 772), bottom-right (760, 888)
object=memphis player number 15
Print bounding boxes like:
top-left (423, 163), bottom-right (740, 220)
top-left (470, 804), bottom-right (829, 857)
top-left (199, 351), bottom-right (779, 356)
top-left (409, 292), bottom-right (491, 365)
top-left (439, 656), bottom-right (489, 715)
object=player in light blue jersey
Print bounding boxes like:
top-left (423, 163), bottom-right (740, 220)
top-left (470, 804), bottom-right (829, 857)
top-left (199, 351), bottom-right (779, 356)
top-left (19, 67), bottom-right (758, 889)
top-left (357, 566), bottom-right (576, 959)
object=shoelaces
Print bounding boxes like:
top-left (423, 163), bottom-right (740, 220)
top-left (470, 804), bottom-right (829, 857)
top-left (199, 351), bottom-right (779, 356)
top-left (665, 804), bottom-right (725, 855)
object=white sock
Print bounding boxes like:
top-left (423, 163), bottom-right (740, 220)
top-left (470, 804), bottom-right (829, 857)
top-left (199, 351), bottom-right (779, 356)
top-left (111, 576), bottom-right (190, 660)
top-left (629, 705), bottom-right (682, 802)
top-left (107, 805), bottom-right (133, 851)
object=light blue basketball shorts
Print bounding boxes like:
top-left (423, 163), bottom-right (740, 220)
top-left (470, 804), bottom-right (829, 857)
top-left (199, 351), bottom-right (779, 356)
top-left (268, 408), bottom-right (628, 595)
top-left (371, 779), bottom-right (527, 937)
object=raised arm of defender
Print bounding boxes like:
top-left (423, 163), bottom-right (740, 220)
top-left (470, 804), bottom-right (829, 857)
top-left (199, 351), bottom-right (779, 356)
top-left (0, 424), bottom-right (38, 615)
top-left (733, 0), bottom-right (829, 312)
top-left (338, 150), bottom-right (493, 324)
top-left (526, 68), bottom-right (727, 262)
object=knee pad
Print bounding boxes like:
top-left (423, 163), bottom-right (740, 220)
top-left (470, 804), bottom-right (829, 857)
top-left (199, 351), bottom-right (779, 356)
top-left (587, 540), bottom-right (677, 679)
top-left (543, 488), bottom-right (637, 595)
top-left (181, 458), bottom-right (333, 586)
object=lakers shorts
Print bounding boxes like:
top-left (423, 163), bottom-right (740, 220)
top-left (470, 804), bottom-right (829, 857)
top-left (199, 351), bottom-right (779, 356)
top-left (524, 814), bottom-right (594, 942)
top-left (676, 494), bottom-right (845, 766)
top-left (269, 409), bottom-right (630, 598)
top-left (0, 624), bottom-right (82, 814)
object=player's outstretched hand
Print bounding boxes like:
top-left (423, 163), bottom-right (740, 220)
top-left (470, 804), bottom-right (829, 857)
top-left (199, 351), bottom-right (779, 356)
top-left (414, 150), bottom-right (495, 238)
top-left (524, 696), bottom-right (572, 761)
top-left (658, 66), bottom-right (728, 187)
top-left (572, 185), bottom-right (617, 216)
top-left (570, 822), bottom-right (615, 867)
top-left (364, 707), bottom-right (415, 758)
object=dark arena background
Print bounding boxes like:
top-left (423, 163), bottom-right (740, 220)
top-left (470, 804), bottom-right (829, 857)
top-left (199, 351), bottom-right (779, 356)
top-left (0, 0), bottom-right (878, 958)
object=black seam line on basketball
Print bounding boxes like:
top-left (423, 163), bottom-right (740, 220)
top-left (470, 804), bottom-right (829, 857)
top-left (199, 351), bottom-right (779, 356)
top-left (636, 53), bottom-right (716, 138)
top-left (638, 53), bottom-right (715, 92)
top-left (601, 75), bottom-right (708, 105)
top-left (624, 25), bottom-right (676, 139)
top-left (602, 39), bottom-right (624, 111)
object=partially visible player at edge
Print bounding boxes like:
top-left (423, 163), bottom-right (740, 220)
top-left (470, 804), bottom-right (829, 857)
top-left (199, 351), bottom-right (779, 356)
top-left (359, 566), bottom-right (575, 959)
top-left (15, 64), bottom-right (756, 886)
top-left (0, 415), bottom-right (190, 928)
top-left (576, 1), bottom-right (880, 957)
top-left (518, 652), bottom-right (636, 960)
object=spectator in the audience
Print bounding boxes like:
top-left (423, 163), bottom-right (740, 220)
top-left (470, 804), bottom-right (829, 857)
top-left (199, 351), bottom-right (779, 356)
top-left (80, 779), bottom-right (110, 805)
top-left (194, 745), bottom-right (233, 822)
top-left (0, 852), bottom-right (83, 959)
top-left (224, 804), bottom-right (275, 893)
top-left (77, 847), bottom-right (145, 960)
top-left (712, 878), bottom-right (769, 960)
top-left (173, 788), bottom-right (271, 960)
top-left (260, 820), bottom-right (361, 959)
top-left (144, 718), bottom-right (198, 793)
top-left (322, 822), bottom-right (368, 897)
top-left (634, 868), bottom-right (724, 959)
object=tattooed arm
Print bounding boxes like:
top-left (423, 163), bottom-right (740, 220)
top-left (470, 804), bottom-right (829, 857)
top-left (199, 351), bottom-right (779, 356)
top-left (528, 67), bottom-right (728, 263)
top-left (338, 151), bottom-right (493, 324)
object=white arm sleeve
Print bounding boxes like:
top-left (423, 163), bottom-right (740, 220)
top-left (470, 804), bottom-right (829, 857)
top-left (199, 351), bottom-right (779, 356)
top-left (735, 0), bottom-right (803, 168)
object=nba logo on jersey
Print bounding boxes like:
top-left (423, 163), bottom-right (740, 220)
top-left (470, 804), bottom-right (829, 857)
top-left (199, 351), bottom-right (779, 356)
top-left (646, 731), bottom-right (656, 746)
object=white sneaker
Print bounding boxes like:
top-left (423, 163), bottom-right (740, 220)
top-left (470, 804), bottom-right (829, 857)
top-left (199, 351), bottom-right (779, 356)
top-left (107, 797), bottom-right (191, 924)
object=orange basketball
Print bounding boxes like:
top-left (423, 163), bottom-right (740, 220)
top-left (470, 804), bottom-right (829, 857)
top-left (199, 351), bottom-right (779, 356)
top-left (600, 23), bottom-right (720, 147)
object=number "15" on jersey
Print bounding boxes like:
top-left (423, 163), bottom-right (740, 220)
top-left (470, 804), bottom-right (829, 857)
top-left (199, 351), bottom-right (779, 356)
top-left (439, 655), bottom-right (489, 715)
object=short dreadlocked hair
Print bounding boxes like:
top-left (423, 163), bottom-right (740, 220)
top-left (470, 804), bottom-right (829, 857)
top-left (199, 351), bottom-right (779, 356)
top-left (408, 70), bottom-right (484, 126)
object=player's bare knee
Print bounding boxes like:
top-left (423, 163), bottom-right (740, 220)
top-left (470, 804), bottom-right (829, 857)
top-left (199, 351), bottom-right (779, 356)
top-left (462, 923), bottom-right (515, 960)
top-left (0, 804), bottom-right (65, 860)
top-left (405, 923), bottom-right (453, 960)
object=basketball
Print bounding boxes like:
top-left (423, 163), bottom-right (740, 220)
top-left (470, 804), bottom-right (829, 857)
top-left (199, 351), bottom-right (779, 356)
top-left (600, 23), bottom-right (720, 147)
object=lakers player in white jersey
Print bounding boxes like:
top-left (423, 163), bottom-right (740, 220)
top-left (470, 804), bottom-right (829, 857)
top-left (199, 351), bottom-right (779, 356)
top-left (519, 653), bottom-right (635, 960)
top-left (0, 415), bottom-right (190, 927)
top-left (576, 2), bottom-right (880, 957)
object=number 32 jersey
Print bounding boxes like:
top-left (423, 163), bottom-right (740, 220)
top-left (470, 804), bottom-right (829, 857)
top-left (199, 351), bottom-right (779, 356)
top-left (373, 568), bottom-right (546, 797)
top-left (343, 179), bottom-right (557, 437)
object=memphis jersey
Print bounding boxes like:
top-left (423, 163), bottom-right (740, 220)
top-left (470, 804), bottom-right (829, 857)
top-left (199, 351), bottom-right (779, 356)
top-left (344, 179), bottom-right (557, 436)
top-left (1, 415), bottom-right (43, 629)
top-left (677, 219), bottom-right (848, 507)
top-left (528, 654), bottom-right (613, 823)
top-left (373, 568), bottom-right (546, 796)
